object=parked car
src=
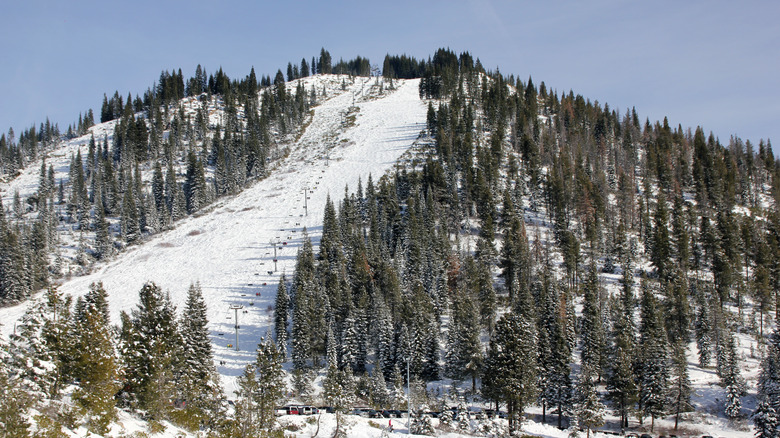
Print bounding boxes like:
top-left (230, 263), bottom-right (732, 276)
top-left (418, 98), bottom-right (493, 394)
top-left (352, 407), bottom-right (371, 417)
top-left (299, 405), bottom-right (318, 415)
top-left (286, 406), bottom-right (299, 415)
top-left (382, 409), bottom-right (402, 418)
top-left (368, 409), bottom-right (383, 418)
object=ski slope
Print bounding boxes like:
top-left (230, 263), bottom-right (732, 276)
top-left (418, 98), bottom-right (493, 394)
top-left (0, 77), bottom-right (426, 396)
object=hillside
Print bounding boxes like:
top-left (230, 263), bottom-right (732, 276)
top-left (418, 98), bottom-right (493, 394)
top-left (2, 49), bottom-right (780, 438)
top-left (0, 73), bottom-right (426, 383)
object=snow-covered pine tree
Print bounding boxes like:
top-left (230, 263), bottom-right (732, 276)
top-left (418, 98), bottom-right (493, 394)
top-left (753, 400), bottom-right (779, 438)
top-left (121, 175), bottom-right (140, 243)
top-left (445, 287), bottom-right (482, 392)
top-left (574, 364), bottom-right (605, 438)
top-left (759, 326), bottom-right (780, 415)
top-left (71, 290), bottom-right (120, 435)
top-left (483, 312), bottom-right (538, 432)
top-left (340, 308), bottom-right (360, 371)
top-left (720, 330), bottom-right (745, 420)
top-left (93, 194), bottom-right (112, 259)
top-left (695, 292), bottom-right (713, 368)
top-left (669, 341), bottom-right (692, 430)
top-left (254, 335), bottom-right (285, 430)
top-left (231, 364), bottom-right (262, 438)
top-left (580, 265), bottom-right (605, 380)
top-left (410, 413), bottom-right (435, 436)
top-left (369, 365), bottom-right (390, 408)
top-left (0, 225), bottom-right (29, 305)
top-left (638, 282), bottom-right (670, 431)
top-left (175, 282), bottom-right (223, 429)
top-left (122, 281), bottom-right (179, 420)
top-left (0, 339), bottom-right (33, 438)
top-left (273, 274), bottom-right (289, 357)
top-left (606, 296), bottom-right (637, 430)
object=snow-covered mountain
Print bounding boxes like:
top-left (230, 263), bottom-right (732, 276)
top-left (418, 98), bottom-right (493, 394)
top-left (0, 61), bottom-right (770, 438)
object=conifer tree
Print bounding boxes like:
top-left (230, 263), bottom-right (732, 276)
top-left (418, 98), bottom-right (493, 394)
top-left (607, 299), bottom-right (638, 429)
top-left (93, 194), bottom-right (112, 259)
top-left (273, 274), bottom-right (289, 357)
top-left (753, 400), bottom-right (779, 438)
top-left (254, 336), bottom-right (286, 430)
top-left (122, 281), bottom-right (180, 420)
top-left (72, 289), bottom-right (120, 435)
top-left (177, 282), bottom-right (223, 429)
top-left (638, 283), bottom-right (670, 431)
top-left (291, 232), bottom-right (325, 369)
top-left (575, 364), bottom-right (605, 438)
top-left (669, 341), bottom-right (693, 430)
top-left (0, 348), bottom-right (33, 438)
top-left (121, 176), bottom-right (140, 243)
top-left (651, 193), bottom-right (672, 281)
top-left (231, 364), bottom-right (262, 438)
top-left (483, 312), bottom-right (537, 431)
top-left (580, 265), bottom-right (605, 380)
top-left (445, 288), bottom-right (482, 391)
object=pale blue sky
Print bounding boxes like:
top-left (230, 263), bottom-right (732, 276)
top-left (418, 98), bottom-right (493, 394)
top-left (1, 0), bottom-right (777, 149)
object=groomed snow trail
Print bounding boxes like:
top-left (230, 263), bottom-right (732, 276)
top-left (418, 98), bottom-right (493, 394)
top-left (0, 78), bottom-right (425, 396)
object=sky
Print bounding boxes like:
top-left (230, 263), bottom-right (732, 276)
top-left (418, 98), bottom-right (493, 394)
top-left (1, 0), bottom-right (778, 149)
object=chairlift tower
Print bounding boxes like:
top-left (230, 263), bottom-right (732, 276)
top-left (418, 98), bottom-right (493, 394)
top-left (270, 237), bottom-right (281, 271)
top-left (303, 187), bottom-right (309, 216)
top-left (229, 304), bottom-right (244, 351)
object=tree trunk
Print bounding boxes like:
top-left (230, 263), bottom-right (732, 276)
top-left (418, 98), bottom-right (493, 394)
top-left (557, 401), bottom-right (563, 428)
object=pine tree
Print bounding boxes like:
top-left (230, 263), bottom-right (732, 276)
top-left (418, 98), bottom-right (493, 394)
top-left (93, 194), bottom-right (112, 259)
top-left (575, 365), bottom-right (605, 438)
top-left (121, 176), bottom-right (140, 243)
top-left (0, 336), bottom-right (34, 438)
top-left (482, 312), bottom-right (537, 431)
top-left (445, 288), bottom-right (482, 391)
top-left (231, 364), bottom-right (262, 438)
top-left (177, 282), bottom-right (223, 429)
top-left (254, 336), bottom-right (286, 430)
top-left (669, 341), bottom-right (693, 430)
top-left (369, 366), bottom-right (390, 408)
top-left (695, 296), bottom-right (713, 368)
top-left (184, 151), bottom-right (208, 214)
top-left (651, 193), bottom-right (672, 281)
top-left (291, 232), bottom-right (325, 369)
top-left (580, 265), bottom-right (605, 379)
top-left (638, 283), bottom-right (670, 431)
top-left (606, 299), bottom-right (637, 429)
top-left (71, 291), bottom-right (120, 435)
top-left (273, 274), bottom-right (289, 357)
top-left (122, 281), bottom-right (180, 420)
top-left (753, 400), bottom-right (779, 438)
